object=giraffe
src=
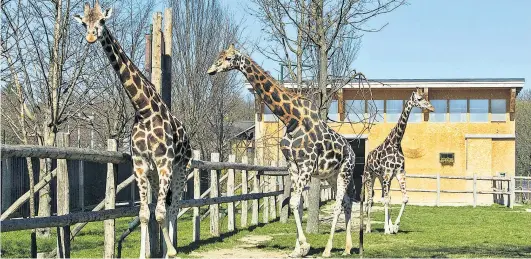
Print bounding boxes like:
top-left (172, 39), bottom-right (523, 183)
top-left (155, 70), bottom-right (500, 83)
top-left (208, 45), bottom-right (357, 257)
top-left (362, 89), bottom-right (434, 235)
top-left (73, 2), bottom-right (191, 258)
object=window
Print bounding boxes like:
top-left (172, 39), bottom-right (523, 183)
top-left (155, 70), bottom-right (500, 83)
top-left (328, 100), bottom-right (340, 122)
top-left (491, 99), bottom-right (506, 122)
top-left (409, 107), bottom-right (423, 122)
top-left (469, 99), bottom-right (488, 122)
top-left (386, 100), bottom-right (403, 123)
top-left (449, 99), bottom-right (467, 122)
top-left (429, 100), bottom-right (447, 122)
top-left (263, 104), bottom-right (278, 122)
top-left (368, 100), bottom-right (384, 123)
top-left (439, 153), bottom-right (455, 165)
top-left (345, 100), bottom-right (365, 122)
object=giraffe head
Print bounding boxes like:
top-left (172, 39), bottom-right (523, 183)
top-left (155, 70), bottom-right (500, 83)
top-left (73, 1), bottom-right (112, 44)
top-left (207, 44), bottom-right (243, 75)
top-left (410, 88), bottom-right (435, 112)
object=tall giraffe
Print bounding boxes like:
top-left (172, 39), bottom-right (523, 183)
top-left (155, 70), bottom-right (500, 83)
top-left (74, 2), bottom-right (191, 258)
top-left (362, 89), bottom-right (434, 234)
top-left (208, 45), bottom-right (357, 257)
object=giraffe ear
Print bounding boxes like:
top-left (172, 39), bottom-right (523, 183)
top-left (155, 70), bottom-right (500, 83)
top-left (228, 43), bottom-right (235, 50)
top-left (73, 14), bottom-right (83, 24)
top-left (103, 8), bottom-right (112, 19)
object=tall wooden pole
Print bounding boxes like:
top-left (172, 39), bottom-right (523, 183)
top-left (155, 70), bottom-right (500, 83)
top-left (161, 8), bottom-right (172, 109)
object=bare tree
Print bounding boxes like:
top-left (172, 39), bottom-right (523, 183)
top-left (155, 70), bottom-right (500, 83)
top-left (170, 0), bottom-right (249, 159)
top-left (516, 89), bottom-right (531, 177)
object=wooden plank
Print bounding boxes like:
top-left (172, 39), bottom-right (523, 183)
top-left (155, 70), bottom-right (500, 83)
top-left (227, 155), bottom-right (236, 232)
top-left (161, 8), bottom-right (172, 108)
top-left (240, 156), bottom-right (249, 228)
top-left (262, 171), bottom-right (269, 224)
top-left (269, 161), bottom-right (277, 220)
top-left (192, 160), bottom-right (287, 172)
top-left (210, 153), bottom-right (220, 237)
top-left (56, 132), bottom-right (70, 259)
top-left (192, 150), bottom-right (201, 242)
top-left (252, 170), bottom-right (260, 226)
top-left (104, 139), bottom-right (117, 258)
top-left (2, 190), bottom-right (286, 232)
top-left (436, 173), bottom-right (441, 206)
top-left (473, 174), bottom-right (477, 208)
top-left (0, 144), bottom-right (130, 164)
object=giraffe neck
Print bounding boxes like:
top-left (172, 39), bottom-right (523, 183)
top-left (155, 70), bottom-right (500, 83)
top-left (99, 27), bottom-right (161, 118)
top-left (238, 56), bottom-right (307, 127)
top-left (387, 101), bottom-right (413, 145)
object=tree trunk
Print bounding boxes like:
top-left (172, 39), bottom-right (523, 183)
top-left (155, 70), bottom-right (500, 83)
top-left (37, 121), bottom-right (55, 237)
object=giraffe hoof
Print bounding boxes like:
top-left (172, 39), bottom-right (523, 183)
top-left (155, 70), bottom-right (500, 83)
top-left (289, 242), bottom-right (310, 257)
top-left (392, 225), bottom-right (399, 234)
top-left (166, 248), bottom-right (177, 258)
top-left (342, 249), bottom-right (352, 256)
top-left (322, 251), bottom-right (331, 257)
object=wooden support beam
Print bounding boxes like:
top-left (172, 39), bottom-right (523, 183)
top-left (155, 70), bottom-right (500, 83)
top-left (151, 12), bottom-right (163, 94)
top-left (210, 153), bottom-right (220, 237)
top-left (104, 139), bottom-right (117, 258)
top-left (56, 132), bottom-right (70, 259)
top-left (192, 150), bottom-right (201, 242)
top-left (227, 155), bottom-right (236, 232)
top-left (240, 156), bottom-right (249, 228)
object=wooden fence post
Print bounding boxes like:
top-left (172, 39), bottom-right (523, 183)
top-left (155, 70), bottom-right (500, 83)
top-left (241, 156), bottom-right (249, 228)
top-left (210, 153), bottom-right (220, 237)
top-left (252, 169), bottom-right (260, 226)
top-left (104, 139), bottom-right (117, 258)
top-left (280, 160), bottom-right (291, 223)
top-left (262, 169), bottom-right (269, 224)
top-left (56, 132), bottom-right (70, 259)
top-left (269, 161), bottom-right (277, 220)
top-left (436, 173), bottom-right (441, 206)
top-left (192, 150), bottom-right (201, 242)
top-left (277, 174), bottom-right (282, 216)
top-left (509, 176), bottom-right (515, 209)
top-left (473, 174), bottom-right (477, 208)
top-left (227, 155), bottom-right (236, 232)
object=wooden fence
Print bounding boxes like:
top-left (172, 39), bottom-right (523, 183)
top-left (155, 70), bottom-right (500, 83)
top-left (0, 141), bottom-right (334, 258)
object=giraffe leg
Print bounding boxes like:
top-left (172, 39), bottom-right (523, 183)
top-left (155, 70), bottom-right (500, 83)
top-left (323, 164), bottom-right (352, 257)
top-left (343, 173), bottom-right (355, 256)
top-left (133, 156), bottom-right (151, 259)
top-left (288, 165), bottom-right (311, 258)
top-left (393, 170), bottom-right (408, 234)
top-left (382, 173), bottom-right (392, 234)
top-left (166, 164), bottom-right (187, 258)
top-left (365, 174), bottom-right (376, 233)
top-left (154, 158), bottom-right (178, 258)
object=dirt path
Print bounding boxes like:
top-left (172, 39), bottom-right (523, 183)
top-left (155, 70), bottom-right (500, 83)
top-left (190, 203), bottom-right (383, 258)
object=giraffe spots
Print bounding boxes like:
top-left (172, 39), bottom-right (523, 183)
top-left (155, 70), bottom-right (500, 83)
top-left (153, 128), bottom-right (164, 138)
top-left (120, 67), bottom-right (131, 82)
top-left (302, 118), bottom-right (312, 131)
top-left (246, 67), bottom-right (252, 74)
top-left (133, 74), bottom-right (141, 86)
top-left (271, 90), bottom-right (281, 102)
top-left (106, 37), bottom-right (112, 44)
top-left (135, 140), bottom-right (147, 151)
top-left (292, 108), bottom-right (301, 119)
top-left (136, 95), bottom-right (149, 108)
top-left (154, 143), bottom-right (167, 156)
top-left (160, 168), bottom-right (167, 176)
top-left (292, 138), bottom-right (302, 147)
top-left (309, 132), bottom-right (317, 142)
top-left (135, 168), bottom-right (144, 175)
top-left (282, 94), bottom-right (290, 101)
top-left (286, 118), bottom-right (298, 132)
top-left (273, 106), bottom-right (285, 117)
top-left (105, 46), bottom-right (113, 53)
top-left (152, 115), bottom-right (163, 127)
top-left (152, 102), bottom-right (160, 112)
top-left (263, 95), bottom-right (272, 104)
top-left (259, 75), bottom-right (265, 81)
top-left (283, 103), bottom-right (291, 113)
top-left (325, 151), bottom-right (335, 160)
top-left (133, 130), bottom-right (145, 139)
top-left (263, 81), bottom-right (272, 92)
top-left (110, 54), bottom-right (117, 62)
top-left (245, 59), bottom-right (251, 65)
top-left (128, 85), bottom-right (138, 97)
top-left (166, 148), bottom-right (174, 157)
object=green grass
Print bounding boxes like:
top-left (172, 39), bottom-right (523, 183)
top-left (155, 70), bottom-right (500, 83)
top-left (1, 204), bottom-right (530, 258)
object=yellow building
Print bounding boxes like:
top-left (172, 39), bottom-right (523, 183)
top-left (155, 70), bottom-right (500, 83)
top-left (250, 78), bottom-right (525, 206)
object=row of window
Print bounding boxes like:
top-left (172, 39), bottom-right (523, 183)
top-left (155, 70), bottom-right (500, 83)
top-left (263, 99), bottom-right (507, 123)
top-left (330, 99), bottom-right (507, 123)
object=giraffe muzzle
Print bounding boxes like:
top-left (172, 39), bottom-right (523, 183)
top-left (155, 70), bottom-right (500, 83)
top-left (86, 33), bottom-right (98, 44)
top-left (207, 65), bottom-right (218, 75)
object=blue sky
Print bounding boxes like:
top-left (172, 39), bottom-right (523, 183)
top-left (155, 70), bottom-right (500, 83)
top-left (220, 0), bottom-right (530, 88)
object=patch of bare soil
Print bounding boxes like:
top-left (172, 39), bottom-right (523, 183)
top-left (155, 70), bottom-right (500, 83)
top-left (190, 235), bottom-right (289, 258)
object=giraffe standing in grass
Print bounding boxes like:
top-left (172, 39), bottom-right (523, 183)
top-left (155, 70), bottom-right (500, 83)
top-left (208, 45), bottom-right (357, 257)
top-left (74, 2), bottom-right (191, 258)
top-left (361, 89), bottom-right (434, 234)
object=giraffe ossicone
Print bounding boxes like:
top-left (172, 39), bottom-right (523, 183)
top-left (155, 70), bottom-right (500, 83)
top-left (362, 89), bottom-right (434, 234)
top-left (74, 1), bottom-right (192, 258)
top-left (209, 45), bottom-right (359, 257)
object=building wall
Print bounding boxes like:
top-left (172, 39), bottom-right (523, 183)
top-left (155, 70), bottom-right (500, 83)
top-left (254, 87), bottom-right (517, 206)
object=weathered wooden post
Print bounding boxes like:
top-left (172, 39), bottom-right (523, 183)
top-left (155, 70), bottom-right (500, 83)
top-left (104, 139), bottom-right (117, 258)
top-left (252, 169), bottom-right (260, 226)
top-left (227, 155), bottom-right (236, 232)
top-left (280, 160), bottom-right (291, 223)
top-left (161, 8), bottom-right (172, 109)
top-left (269, 161), bottom-right (277, 220)
top-left (509, 176), bottom-right (515, 209)
top-left (192, 150), bottom-right (201, 242)
top-left (262, 167), bottom-right (269, 224)
top-left (56, 132), bottom-right (70, 258)
top-left (241, 156), bottom-right (249, 227)
top-left (436, 173), bottom-right (441, 206)
top-left (210, 153), bottom-right (220, 237)
top-left (473, 174), bottom-right (478, 208)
